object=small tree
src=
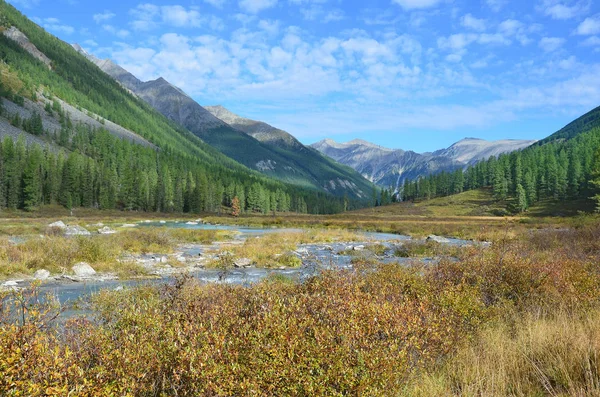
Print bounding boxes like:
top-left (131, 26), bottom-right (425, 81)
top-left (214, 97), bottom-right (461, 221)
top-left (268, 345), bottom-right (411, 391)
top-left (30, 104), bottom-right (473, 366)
top-left (231, 196), bottom-right (241, 217)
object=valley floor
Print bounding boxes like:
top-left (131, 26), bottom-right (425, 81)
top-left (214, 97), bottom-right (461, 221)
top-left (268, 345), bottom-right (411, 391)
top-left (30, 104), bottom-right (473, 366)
top-left (0, 202), bottom-right (599, 395)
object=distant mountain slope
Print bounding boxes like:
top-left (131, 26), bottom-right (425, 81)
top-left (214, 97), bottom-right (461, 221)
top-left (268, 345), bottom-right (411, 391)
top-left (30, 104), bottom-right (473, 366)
top-left (205, 105), bottom-right (302, 149)
top-left (205, 106), bottom-right (373, 197)
top-left (312, 138), bottom-right (535, 188)
top-left (537, 105), bottom-right (600, 145)
top-left (72, 45), bottom-right (372, 198)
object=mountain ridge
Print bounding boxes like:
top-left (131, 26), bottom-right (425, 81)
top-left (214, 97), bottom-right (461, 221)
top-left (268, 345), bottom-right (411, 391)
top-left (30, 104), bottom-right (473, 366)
top-left (311, 137), bottom-right (536, 188)
top-left (71, 44), bottom-right (374, 199)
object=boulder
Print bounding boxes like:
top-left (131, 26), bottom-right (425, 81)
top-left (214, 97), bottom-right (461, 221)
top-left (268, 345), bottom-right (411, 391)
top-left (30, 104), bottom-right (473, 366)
top-left (233, 258), bottom-right (252, 268)
top-left (33, 269), bottom-right (50, 280)
top-left (48, 221), bottom-right (67, 229)
top-left (1, 280), bottom-right (20, 287)
top-left (186, 221), bottom-right (198, 225)
top-left (71, 262), bottom-right (96, 277)
top-left (352, 245), bottom-right (365, 251)
top-left (122, 224), bottom-right (137, 228)
top-left (159, 220), bottom-right (166, 224)
top-left (426, 235), bottom-right (451, 244)
top-left (65, 225), bottom-right (91, 236)
top-left (98, 226), bottom-right (116, 235)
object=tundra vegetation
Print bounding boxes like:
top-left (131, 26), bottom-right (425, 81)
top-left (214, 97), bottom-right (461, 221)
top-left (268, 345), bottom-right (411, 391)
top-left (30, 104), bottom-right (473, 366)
top-left (0, 213), bottom-right (599, 396)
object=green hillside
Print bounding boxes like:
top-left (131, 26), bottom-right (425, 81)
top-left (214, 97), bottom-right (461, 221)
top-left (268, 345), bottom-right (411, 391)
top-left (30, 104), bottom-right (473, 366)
top-left (0, 0), bottom-right (359, 214)
top-left (400, 109), bottom-right (600, 215)
top-left (537, 105), bottom-right (600, 145)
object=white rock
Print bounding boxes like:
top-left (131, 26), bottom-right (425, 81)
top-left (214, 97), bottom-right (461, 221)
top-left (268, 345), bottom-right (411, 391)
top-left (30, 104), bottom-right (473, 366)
top-left (159, 220), bottom-right (166, 224)
top-left (33, 269), bottom-right (50, 280)
top-left (121, 224), bottom-right (137, 228)
top-left (353, 245), bottom-right (365, 251)
top-left (234, 258), bottom-right (252, 268)
top-left (71, 262), bottom-right (96, 277)
top-left (426, 235), bottom-right (451, 244)
top-left (160, 256), bottom-right (168, 263)
top-left (143, 220), bottom-right (151, 223)
top-left (186, 221), bottom-right (198, 225)
top-left (49, 221), bottom-right (67, 229)
top-left (65, 225), bottom-right (91, 236)
top-left (176, 256), bottom-right (186, 263)
top-left (98, 226), bottom-right (116, 235)
top-left (2, 280), bottom-right (19, 287)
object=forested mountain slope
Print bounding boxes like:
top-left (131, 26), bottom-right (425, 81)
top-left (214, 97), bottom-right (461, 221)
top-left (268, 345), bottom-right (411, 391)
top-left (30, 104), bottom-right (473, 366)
top-left (0, 0), bottom-right (355, 214)
top-left (400, 107), bottom-right (600, 214)
top-left (72, 46), bottom-right (372, 199)
top-left (537, 105), bottom-right (600, 145)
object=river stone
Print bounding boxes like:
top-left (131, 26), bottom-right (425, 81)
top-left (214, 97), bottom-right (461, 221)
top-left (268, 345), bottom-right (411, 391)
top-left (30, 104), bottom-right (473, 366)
top-left (186, 221), bottom-right (198, 225)
top-left (426, 235), bottom-right (451, 244)
top-left (352, 245), bottom-right (365, 251)
top-left (33, 269), bottom-right (50, 280)
top-left (234, 258), bottom-right (252, 268)
top-left (2, 280), bottom-right (19, 287)
top-left (65, 225), bottom-right (91, 236)
top-left (48, 221), bottom-right (67, 229)
top-left (72, 262), bottom-right (96, 277)
top-left (159, 220), bottom-right (166, 224)
top-left (98, 226), bottom-right (116, 234)
top-left (122, 224), bottom-right (137, 228)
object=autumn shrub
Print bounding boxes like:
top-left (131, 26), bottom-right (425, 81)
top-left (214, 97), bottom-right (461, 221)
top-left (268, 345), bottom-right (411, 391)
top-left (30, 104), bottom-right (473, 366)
top-left (1, 224), bottom-right (600, 395)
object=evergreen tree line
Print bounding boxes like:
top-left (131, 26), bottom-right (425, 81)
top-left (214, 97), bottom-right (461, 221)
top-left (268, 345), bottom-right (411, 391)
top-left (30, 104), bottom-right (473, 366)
top-left (0, 130), bottom-right (315, 214)
top-left (400, 127), bottom-right (600, 213)
top-left (0, 94), bottom-right (353, 214)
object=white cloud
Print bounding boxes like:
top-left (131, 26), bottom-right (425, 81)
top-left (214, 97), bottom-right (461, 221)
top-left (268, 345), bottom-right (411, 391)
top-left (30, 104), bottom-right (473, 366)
top-left (103, 24), bottom-right (130, 38)
top-left (36, 17), bottom-right (75, 35)
top-left (84, 39), bottom-right (98, 47)
top-left (576, 15), bottom-right (600, 35)
top-left (461, 14), bottom-right (486, 31)
top-left (485, 0), bottom-right (507, 12)
top-left (391, 0), bottom-right (442, 10)
top-left (580, 36), bottom-right (600, 46)
top-left (538, 0), bottom-right (590, 20)
top-left (204, 0), bottom-right (226, 7)
top-left (239, 0), bottom-right (278, 13)
top-left (93, 11), bottom-right (115, 24)
top-left (9, 0), bottom-right (40, 8)
top-left (539, 37), bottom-right (566, 52)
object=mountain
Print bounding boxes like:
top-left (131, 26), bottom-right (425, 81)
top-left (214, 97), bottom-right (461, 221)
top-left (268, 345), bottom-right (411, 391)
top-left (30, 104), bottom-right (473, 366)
top-left (72, 45), bottom-right (372, 199)
top-left (312, 138), bottom-right (535, 188)
top-left (205, 105), bottom-right (302, 149)
top-left (0, 0), bottom-right (356, 214)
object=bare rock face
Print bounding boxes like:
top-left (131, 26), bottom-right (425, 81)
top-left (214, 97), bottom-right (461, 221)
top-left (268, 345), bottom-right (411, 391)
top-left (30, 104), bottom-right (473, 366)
top-left (49, 221), bottom-right (67, 229)
top-left (71, 262), bottom-right (96, 277)
top-left (3, 27), bottom-right (51, 68)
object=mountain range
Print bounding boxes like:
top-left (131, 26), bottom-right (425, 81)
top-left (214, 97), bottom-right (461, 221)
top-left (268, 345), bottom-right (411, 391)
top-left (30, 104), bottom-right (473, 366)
top-left (71, 44), bottom-right (372, 199)
top-left (311, 137), bottom-right (536, 188)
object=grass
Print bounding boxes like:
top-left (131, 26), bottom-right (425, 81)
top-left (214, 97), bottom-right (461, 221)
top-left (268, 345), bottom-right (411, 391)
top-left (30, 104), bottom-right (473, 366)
top-left (208, 229), bottom-right (364, 268)
top-left (0, 228), bottom-right (234, 279)
top-left (407, 309), bottom-right (600, 396)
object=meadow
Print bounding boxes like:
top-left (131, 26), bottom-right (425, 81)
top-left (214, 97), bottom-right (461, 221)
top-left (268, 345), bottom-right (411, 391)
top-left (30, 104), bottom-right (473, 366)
top-left (0, 198), bottom-right (599, 395)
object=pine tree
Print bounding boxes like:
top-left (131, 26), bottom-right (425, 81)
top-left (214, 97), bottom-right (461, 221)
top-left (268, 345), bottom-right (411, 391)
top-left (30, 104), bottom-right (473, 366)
top-left (515, 183), bottom-right (527, 213)
top-left (590, 147), bottom-right (600, 212)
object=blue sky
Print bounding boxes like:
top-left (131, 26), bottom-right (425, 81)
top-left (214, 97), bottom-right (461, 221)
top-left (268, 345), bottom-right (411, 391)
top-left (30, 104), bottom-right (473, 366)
top-left (8, 0), bottom-right (600, 152)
